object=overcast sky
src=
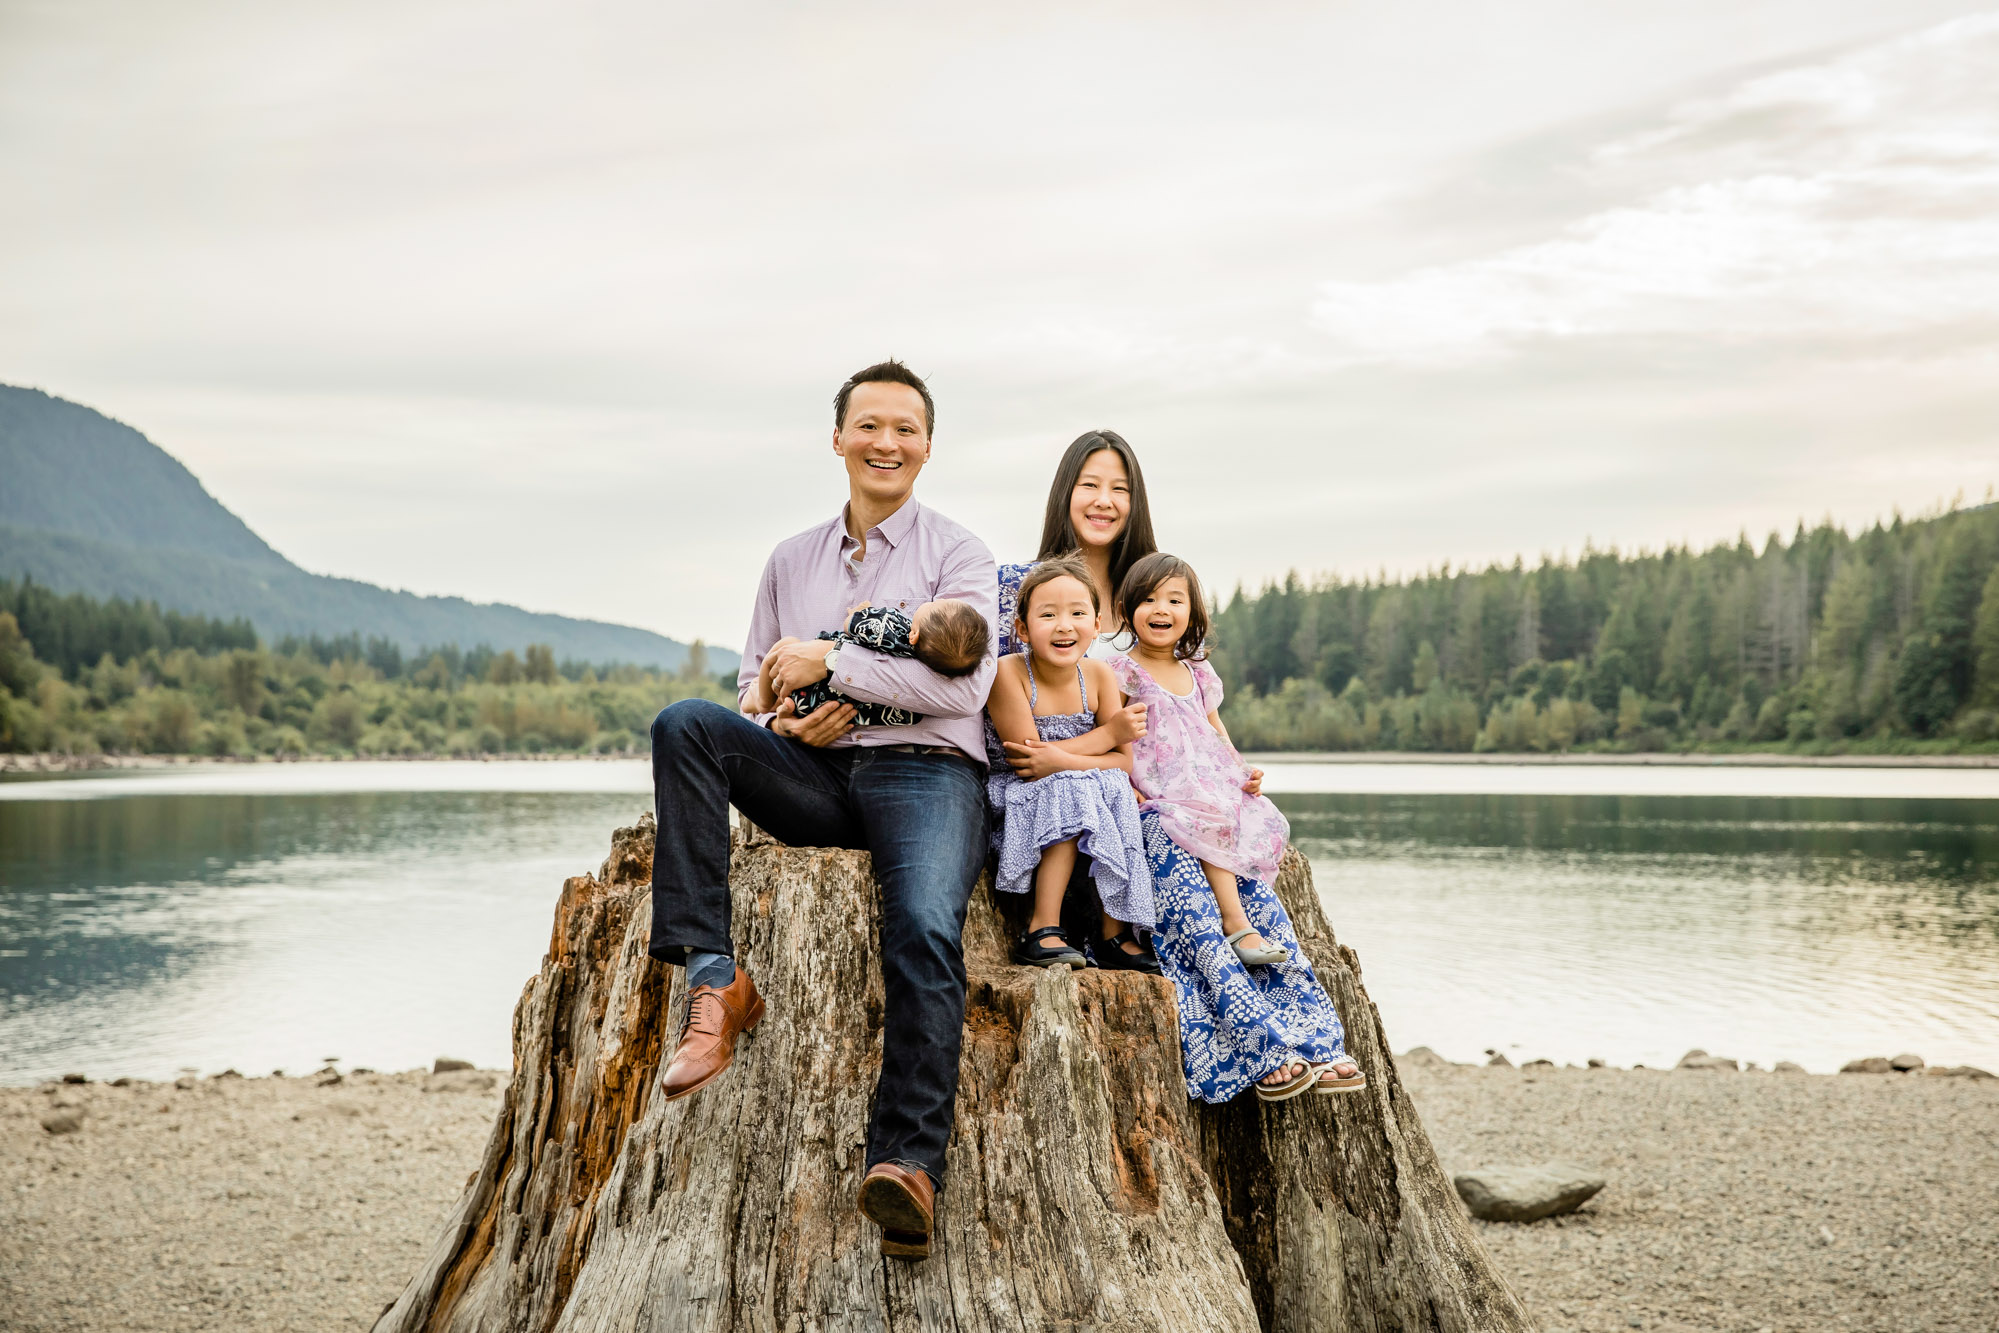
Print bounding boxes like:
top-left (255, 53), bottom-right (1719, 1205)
top-left (3, 1), bottom-right (1995, 649)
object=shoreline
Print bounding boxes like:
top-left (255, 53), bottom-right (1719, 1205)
top-left (6, 1059), bottom-right (1993, 1332)
top-left (8, 748), bottom-right (1999, 776)
top-left (0, 751), bottom-right (644, 774)
top-left (1246, 749), bottom-right (1999, 768)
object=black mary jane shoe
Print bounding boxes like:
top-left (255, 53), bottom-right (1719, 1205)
top-left (1092, 928), bottom-right (1164, 976)
top-left (1014, 925), bottom-right (1087, 969)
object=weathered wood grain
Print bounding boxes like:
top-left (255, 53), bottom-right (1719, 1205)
top-left (374, 816), bottom-right (1532, 1333)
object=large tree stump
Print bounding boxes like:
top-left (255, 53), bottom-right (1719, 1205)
top-left (374, 816), bottom-right (1532, 1332)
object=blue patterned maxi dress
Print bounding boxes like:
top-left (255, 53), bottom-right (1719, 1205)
top-left (1143, 812), bottom-right (1349, 1102)
top-left (994, 561), bottom-right (1349, 1102)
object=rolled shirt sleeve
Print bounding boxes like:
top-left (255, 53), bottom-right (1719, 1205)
top-left (737, 551), bottom-right (782, 728)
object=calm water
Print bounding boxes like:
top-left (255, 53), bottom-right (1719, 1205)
top-left (2, 762), bottom-right (1997, 1083)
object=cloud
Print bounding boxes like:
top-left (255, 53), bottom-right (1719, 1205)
top-left (1311, 12), bottom-right (1999, 364)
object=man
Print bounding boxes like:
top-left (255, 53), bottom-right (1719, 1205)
top-left (647, 360), bottom-right (996, 1262)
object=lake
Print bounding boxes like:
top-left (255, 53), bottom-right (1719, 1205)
top-left (4, 760), bottom-right (1997, 1084)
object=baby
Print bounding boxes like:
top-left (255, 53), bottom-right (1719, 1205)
top-left (752, 599), bottom-right (990, 728)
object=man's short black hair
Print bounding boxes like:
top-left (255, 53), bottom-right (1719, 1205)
top-left (835, 360), bottom-right (935, 436)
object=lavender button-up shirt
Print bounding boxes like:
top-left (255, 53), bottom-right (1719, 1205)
top-left (738, 499), bottom-right (999, 761)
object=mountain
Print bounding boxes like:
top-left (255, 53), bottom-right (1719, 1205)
top-left (0, 385), bottom-right (729, 671)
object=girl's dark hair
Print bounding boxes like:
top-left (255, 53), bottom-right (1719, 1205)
top-left (1013, 555), bottom-right (1099, 643)
top-left (1115, 552), bottom-right (1209, 662)
top-left (1035, 430), bottom-right (1158, 599)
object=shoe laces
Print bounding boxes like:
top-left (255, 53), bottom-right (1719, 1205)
top-left (681, 986), bottom-right (726, 1039)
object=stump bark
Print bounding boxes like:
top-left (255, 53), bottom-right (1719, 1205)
top-left (374, 816), bottom-right (1532, 1332)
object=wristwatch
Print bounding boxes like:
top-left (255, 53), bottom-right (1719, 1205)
top-left (822, 643), bottom-right (842, 677)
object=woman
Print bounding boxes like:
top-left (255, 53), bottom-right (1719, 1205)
top-left (993, 431), bottom-right (1358, 1100)
top-left (996, 429), bottom-right (1157, 659)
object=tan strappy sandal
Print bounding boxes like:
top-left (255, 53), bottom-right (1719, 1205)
top-left (1314, 1059), bottom-right (1367, 1095)
top-left (1252, 1057), bottom-right (1318, 1102)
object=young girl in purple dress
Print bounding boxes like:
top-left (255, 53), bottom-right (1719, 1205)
top-left (983, 557), bottom-right (1157, 971)
top-left (1109, 552), bottom-right (1366, 1103)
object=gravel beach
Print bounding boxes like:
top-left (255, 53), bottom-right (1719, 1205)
top-left (3, 1058), bottom-right (1993, 1331)
top-left (1, 1068), bottom-right (502, 1333)
top-left (1402, 1056), bottom-right (1999, 1333)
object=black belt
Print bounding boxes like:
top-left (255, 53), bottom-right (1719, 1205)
top-left (878, 742), bottom-right (980, 765)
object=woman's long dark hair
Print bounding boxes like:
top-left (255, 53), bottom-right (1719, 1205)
top-left (1035, 430), bottom-right (1158, 600)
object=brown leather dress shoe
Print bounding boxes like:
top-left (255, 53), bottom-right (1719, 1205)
top-left (858, 1161), bottom-right (934, 1260)
top-left (659, 967), bottom-right (764, 1102)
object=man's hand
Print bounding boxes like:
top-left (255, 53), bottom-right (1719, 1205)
top-left (1105, 700), bottom-right (1148, 744)
top-left (766, 637), bottom-right (833, 699)
top-left (747, 637), bottom-right (794, 714)
top-left (1242, 767), bottom-right (1265, 798)
top-left (1004, 738), bottom-right (1075, 780)
top-left (771, 695), bottom-right (855, 747)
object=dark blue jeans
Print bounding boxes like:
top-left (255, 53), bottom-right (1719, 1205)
top-left (648, 699), bottom-right (988, 1190)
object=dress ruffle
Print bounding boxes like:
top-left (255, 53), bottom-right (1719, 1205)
top-left (994, 769), bottom-right (1154, 927)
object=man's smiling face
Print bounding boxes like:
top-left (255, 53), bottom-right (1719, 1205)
top-left (833, 381), bottom-right (931, 510)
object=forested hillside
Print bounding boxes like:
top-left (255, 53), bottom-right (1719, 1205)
top-left (0, 579), bottom-right (730, 757)
top-left (0, 384), bottom-right (725, 671)
top-left (1211, 501), bottom-right (1999, 753)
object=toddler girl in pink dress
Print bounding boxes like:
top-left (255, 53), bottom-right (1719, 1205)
top-left (1109, 553), bottom-right (1364, 1103)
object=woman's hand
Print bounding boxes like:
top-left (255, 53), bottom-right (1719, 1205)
top-left (1241, 767), bottom-right (1265, 798)
top-left (1105, 700), bottom-right (1147, 744)
top-left (771, 696), bottom-right (855, 747)
top-left (1004, 738), bottom-right (1075, 780)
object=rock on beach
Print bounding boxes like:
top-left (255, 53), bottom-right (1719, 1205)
top-left (38, 1107), bottom-right (85, 1136)
top-left (1453, 1163), bottom-right (1606, 1222)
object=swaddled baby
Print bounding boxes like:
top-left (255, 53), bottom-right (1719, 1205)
top-left (755, 599), bottom-right (989, 728)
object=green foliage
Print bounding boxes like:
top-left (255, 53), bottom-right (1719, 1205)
top-left (1212, 501), bottom-right (1999, 753)
top-left (0, 585), bottom-right (732, 757)
top-left (0, 577), bottom-right (256, 676)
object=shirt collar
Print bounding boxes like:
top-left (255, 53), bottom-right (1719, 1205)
top-left (838, 498), bottom-right (922, 552)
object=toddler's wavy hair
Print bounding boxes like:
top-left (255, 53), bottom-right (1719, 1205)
top-left (1012, 556), bottom-right (1099, 651)
top-left (1115, 552), bottom-right (1209, 662)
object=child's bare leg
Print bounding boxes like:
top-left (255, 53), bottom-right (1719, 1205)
top-left (1098, 909), bottom-right (1145, 955)
top-left (1201, 860), bottom-right (1270, 952)
top-left (1029, 839), bottom-right (1079, 947)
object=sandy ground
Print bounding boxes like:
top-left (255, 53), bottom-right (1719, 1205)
top-left (2, 1060), bottom-right (1994, 1332)
top-left (1401, 1058), bottom-right (1999, 1333)
top-left (1, 1068), bottom-right (502, 1333)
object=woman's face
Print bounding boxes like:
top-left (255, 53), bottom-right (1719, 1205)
top-left (1067, 449), bottom-right (1131, 550)
top-left (1020, 575), bottom-right (1099, 668)
top-left (1129, 576), bottom-right (1192, 653)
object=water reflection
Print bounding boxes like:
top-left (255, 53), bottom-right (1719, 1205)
top-left (4, 783), bottom-right (1998, 1084)
top-left (0, 793), bottom-right (647, 1084)
top-left (1279, 793), bottom-right (1999, 1073)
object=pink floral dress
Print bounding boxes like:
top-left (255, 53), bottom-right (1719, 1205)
top-left (1110, 655), bottom-right (1289, 883)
